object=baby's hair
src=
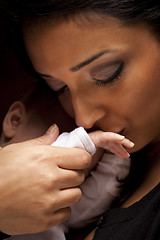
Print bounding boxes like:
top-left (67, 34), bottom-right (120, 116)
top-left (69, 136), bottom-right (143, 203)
top-left (14, 80), bottom-right (76, 133)
top-left (10, 80), bottom-right (60, 130)
top-left (16, 80), bottom-right (57, 113)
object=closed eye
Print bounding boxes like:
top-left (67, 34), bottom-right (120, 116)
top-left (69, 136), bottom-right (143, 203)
top-left (92, 62), bottom-right (124, 86)
top-left (56, 85), bottom-right (69, 96)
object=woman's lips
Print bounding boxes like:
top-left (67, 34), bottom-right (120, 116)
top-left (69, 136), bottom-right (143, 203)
top-left (87, 127), bottom-right (126, 136)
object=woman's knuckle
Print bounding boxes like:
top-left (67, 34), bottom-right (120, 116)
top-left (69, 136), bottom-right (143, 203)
top-left (49, 174), bottom-right (58, 187)
top-left (80, 151), bottom-right (91, 168)
top-left (77, 171), bottom-right (85, 184)
top-left (74, 188), bottom-right (82, 203)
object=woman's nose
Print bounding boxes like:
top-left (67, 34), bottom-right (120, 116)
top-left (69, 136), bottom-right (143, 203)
top-left (72, 95), bottom-right (105, 129)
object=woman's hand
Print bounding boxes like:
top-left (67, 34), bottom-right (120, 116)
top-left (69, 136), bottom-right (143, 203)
top-left (0, 125), bottom-right (91, 235)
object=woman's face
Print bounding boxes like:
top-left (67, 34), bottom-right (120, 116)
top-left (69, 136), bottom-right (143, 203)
top-left (23, 16), bottom-right (160, 152)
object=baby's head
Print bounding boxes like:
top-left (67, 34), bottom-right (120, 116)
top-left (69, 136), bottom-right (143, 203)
top-left (0, 81), bottom-right (76, 147)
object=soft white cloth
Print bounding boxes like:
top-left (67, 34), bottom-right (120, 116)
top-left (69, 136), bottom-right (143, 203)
top-left (7, 127), bottom-right (130, 240)
top-left (51, 127), bottom-right (96, 155)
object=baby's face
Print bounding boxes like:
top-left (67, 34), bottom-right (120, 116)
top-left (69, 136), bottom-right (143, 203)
top-left (1, 97), bottom-right (76, 147)
top-left (17, 106), bottom-right (76, 143)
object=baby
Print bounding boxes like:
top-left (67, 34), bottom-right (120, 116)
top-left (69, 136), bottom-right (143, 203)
top-left (0, 82), bottom-right (133, 240)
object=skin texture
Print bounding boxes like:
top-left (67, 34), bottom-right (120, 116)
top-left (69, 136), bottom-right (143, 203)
top-left (22, 16), bottom-right (160, 239)
top-left (23, 16), bottom-right (160, 155)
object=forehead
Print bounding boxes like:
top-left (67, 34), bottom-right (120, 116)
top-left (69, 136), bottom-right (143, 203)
top-left (22, 15), bottom-right (153, 75)
top-left (23, 14), bottom-right (125, 47)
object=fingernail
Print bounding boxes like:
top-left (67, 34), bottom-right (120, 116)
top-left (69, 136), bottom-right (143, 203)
top-left (45, 124), bottom-right (58, 135)
top-left (129, 142), bottom-right (135, 147)
top-left (119, 135), bottom-right (125, 139)
top-left (126, 152), bottom-right (130, 157)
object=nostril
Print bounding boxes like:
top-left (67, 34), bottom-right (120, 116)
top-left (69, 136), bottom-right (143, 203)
top-left (75, 119), bottom-right (94, 130)
top-left (75, 108), bottom-right (105, 130)
top-left (73, 96), bottom-right (105, 130)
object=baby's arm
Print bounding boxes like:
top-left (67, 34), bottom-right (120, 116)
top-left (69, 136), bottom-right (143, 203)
top-left (52, 127), bottom-right (134, 159)
top-left (83, 130), bottom-right (134, 175)
top-left (52, 127), bottom-right (134, 177)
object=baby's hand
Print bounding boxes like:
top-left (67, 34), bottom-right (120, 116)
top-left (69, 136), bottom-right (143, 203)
top-left (89, 131), bottom-right (134, 158)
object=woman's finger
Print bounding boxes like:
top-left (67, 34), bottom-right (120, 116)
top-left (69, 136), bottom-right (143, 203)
top-left (58, 169), bottom-right (85, 189)
top-left (54, 147), bottom-right (92, 170)
top-left (50, 187), bottom-right (82, 212)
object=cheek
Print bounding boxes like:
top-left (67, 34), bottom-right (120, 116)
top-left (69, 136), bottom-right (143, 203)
top-left (119, 53), bottom-right (160, 117)
top-left (122, 68), bottom-right (160, 148)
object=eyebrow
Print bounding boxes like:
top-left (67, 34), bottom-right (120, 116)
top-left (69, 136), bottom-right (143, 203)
top-left (37, 49), bottom-right (117, 78)
top-left (70, 49), bottom-right (117, 72)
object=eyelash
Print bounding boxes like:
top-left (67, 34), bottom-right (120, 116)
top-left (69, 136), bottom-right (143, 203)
top-left (56, 62), bottom-right (124, 96)
top-left (93, 62), bottom-right (124, 87)
top-left (56, 85), bottom-right (69, 96)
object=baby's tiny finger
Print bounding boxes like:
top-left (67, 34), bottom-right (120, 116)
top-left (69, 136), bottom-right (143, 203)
top-left (113, 144), bottom-right (130, 158)
top-left (109, 148), bottom-right (129, 158)
top-left (104, 142), bottom-right (130, 158)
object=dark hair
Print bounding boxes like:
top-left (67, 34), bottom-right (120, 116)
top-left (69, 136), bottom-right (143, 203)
top-left (1, 1), bottom-right (159, 21)
top-left (2, 0), bottom-right (160, 74)
top-left (3, 1), bottom-right (160, 30)
top-left (16, 80), bottom-right (57, 111)
top-left (14, 80), bottom-right (76, 133)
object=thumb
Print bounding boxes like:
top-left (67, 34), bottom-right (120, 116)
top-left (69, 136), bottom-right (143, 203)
top-left (24, 124), bottom-right (59, 147)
